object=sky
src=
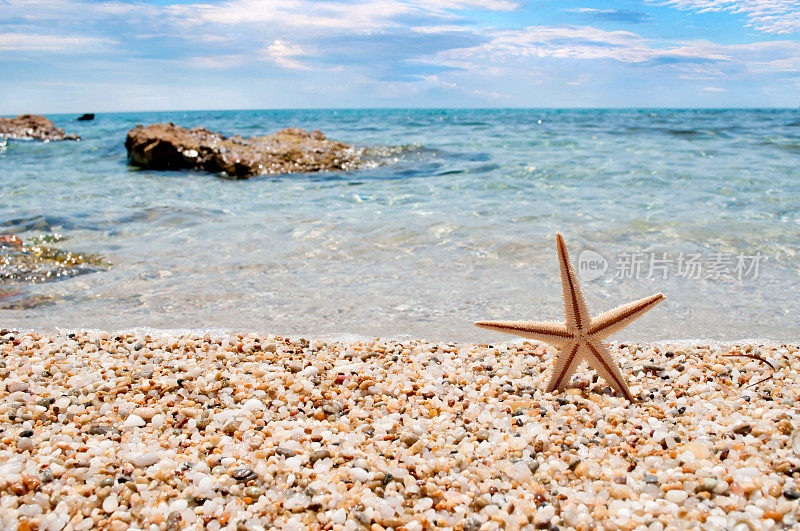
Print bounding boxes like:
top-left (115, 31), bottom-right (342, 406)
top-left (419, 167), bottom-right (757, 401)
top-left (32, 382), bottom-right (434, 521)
top-left (1, 0), bottom-right (799, 112)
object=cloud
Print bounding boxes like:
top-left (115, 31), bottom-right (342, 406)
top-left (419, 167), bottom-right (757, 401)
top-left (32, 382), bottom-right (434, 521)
top-left (424, 25), bottom-right (800, 85)
top-left (0, 0), bottom-right (156, 22)
top-left (430, 26), bottom-right (732, 66)
top-left (651, 0), bottom-right (800, 34)
top-left (700, 86), bottom-right (727, 91)
top-left (264, 40), bottom-right (312, 70)
top-left (565, 8), bottom-right (651, 23)
top-left (0, 0), bottom-right (799, 110)
top-left (0, 32), bottom-right (114, 51)
top-left (168, 0), bottom-right (518, 33)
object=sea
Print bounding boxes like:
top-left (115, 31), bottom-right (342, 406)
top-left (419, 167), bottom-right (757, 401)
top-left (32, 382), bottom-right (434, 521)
top-left (2, 108), bottom-right (799, 342)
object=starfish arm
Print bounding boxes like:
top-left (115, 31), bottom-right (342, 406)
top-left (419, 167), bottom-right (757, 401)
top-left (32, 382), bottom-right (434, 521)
top-left (584, 339), bottom-right (636, 402)
top-left (587, 293), bottom-right (665, 340)
top-left (556, 233), bottom-right (591, 331)
top-left (474, 320), bottom-right (573, 346)
top-left (545, 341), bottom-right (583, 393)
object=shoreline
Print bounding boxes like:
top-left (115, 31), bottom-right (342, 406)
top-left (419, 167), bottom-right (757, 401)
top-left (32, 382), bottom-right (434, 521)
top-left (1, 330), bottom-right (798, 529)
top-left (3, 326), bottom-right (797, 348)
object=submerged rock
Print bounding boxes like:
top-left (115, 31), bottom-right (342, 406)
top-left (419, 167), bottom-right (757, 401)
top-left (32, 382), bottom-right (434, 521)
top-left (0, 233), bottom-right (107, 284)
top-left (125, 122), bottom-right (359, 178)
top-left (0, 114), bottom-right (80, 141)
top-left (77, 113), bottom-right (95, 121)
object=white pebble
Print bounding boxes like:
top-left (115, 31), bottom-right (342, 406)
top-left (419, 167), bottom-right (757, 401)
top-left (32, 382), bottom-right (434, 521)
top-left (665, 490), bottom-right (689, 504)
top-left (102, 493), bottom-right (118, 513)
top-left (351, 467), bottom-right (370, 483)
top-left (133, 407), bottom-right (157, 421)
top-left (243, 398), bottom-right (265, 412)
top-left (8, 381), bottom-right (29, 393)
top-left (132, 452), bottom-right (162, 468)
top-left (330, 507), bottom-right (346, 524)
top-left (123, 414), bottom-right (146, 428)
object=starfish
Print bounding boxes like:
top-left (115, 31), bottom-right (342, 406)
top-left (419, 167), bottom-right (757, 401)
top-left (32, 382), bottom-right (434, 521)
top-left (475, 233), bottom-right (665, 402)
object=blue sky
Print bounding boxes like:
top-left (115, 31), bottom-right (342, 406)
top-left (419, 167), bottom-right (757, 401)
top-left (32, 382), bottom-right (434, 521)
top-left (1, 0), bottom-right (799, 112)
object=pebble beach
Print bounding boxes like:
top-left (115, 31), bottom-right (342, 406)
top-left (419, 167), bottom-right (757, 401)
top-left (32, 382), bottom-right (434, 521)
top-left (1, 330), bottom-right (798, 530)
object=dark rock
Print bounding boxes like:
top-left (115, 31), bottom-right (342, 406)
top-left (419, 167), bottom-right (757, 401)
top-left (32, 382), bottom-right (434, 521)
top-left (275, 447), bottom-right (297, 458)
top-left (784, 489), bottom-right (800, 500)
top-left (88, 426), bottom-right (121, 437)
top-left (0, 114), bottom-right (79, 141)
top-left (125, 122), bottom-right (359, 178)
top-left (77, 113), bottom-right (95, 121)
top-left (309, 449), bottom-right (330, 464)
top-left (165, 511), bottom-right (182, 531)
top-left (18, 430), bottom-right (33, 438)
top-left (463, 516), bottom-right (482, 531)
top-left (732, 423), bottom-right (751, 435)
top-left (230, 468), bottom-right (257, 482)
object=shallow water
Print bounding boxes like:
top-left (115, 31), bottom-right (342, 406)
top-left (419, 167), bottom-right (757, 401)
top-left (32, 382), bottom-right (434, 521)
top-left (2, 108), bottom-right (799, 341)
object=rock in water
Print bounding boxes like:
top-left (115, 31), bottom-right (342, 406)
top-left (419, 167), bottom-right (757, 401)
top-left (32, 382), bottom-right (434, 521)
top-left (77, 113), bottom-right (95, 121)
top-left (125, 123), bottom-right (359, 178)
top-left (0, 234), bottom-right (107, 284)
top-left (125, 123), bottom-right (360, 178)
top-left (0, 114), bottom-right (80, 141)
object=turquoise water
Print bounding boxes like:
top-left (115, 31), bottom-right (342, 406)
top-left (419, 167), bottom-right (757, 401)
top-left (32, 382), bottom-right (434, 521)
top-left (2, 108), bottom-right (799, 341)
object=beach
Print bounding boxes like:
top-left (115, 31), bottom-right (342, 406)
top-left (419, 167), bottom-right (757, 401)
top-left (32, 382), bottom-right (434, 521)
top-left (1, 330), bottom-right (797, 530)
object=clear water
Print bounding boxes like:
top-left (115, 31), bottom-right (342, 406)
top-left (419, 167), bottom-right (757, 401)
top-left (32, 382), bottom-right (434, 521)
top-left (2, 108), bottom-right (799, 342)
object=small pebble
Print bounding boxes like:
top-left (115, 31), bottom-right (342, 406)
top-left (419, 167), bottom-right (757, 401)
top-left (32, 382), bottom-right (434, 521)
top-left (665, 490), bottom-right (689, 504)
top-left (400, 432), bottom-right (419, 446)
top-left (275, 447), bottom-right (297, 458)
top-left (310, 449), bottom-right (331, 464)
top-left (123, 414), bottom-right (146, 428)
top-left (131, 452), bottom-right (161, 468)
top-left (231, 468), bottom-right (257, 482)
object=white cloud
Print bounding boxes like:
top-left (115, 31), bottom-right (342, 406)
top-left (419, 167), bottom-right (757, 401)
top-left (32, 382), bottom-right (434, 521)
top-left (701, 86), bottom-right (727, 91)
top-left (1, 0), bottom-right (155, 21)
top-left (652, 0), bottom-right (800, 34)
top-left (0, 32), bottom-right (114, 51)
top-left (263, 40), bottom-right (312, 70)
top-left (565, 8), bottom-right (616, 13)
top-left (424, 25), bottom-right (800, 85)
top-left (168, 0), bottom-right (517, 33)
top-left (186, 54), bottom-right (250, 69)
top-left (430, 26), bottom-right (733, 67)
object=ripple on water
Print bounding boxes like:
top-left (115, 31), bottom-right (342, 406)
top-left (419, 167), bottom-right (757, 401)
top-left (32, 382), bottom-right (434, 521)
top-left (1, 108), bottom-right (799, 340)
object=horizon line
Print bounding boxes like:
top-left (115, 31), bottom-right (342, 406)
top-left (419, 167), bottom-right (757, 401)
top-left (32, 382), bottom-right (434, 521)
top-left (4, 106), bottom-right (798, 117)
